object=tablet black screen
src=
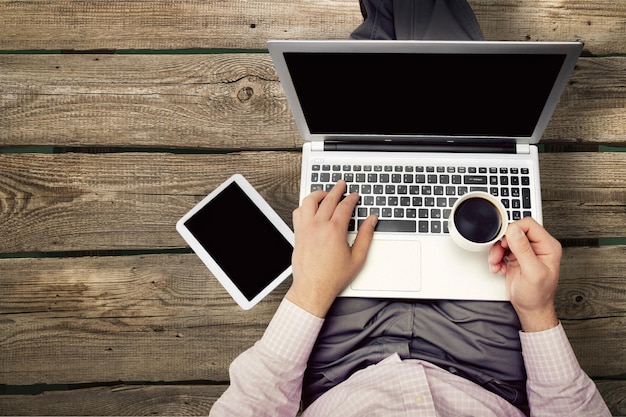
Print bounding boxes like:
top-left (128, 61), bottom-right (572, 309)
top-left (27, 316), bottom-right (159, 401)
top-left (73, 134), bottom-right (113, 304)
top-left (184, 182), bottom-right (293, 301)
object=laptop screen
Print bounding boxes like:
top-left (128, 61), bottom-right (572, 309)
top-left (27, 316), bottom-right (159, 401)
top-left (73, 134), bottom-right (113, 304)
top-left (283, 52), bottom-right (566, 139)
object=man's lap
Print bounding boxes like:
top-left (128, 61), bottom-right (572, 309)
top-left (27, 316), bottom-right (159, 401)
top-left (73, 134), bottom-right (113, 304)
top-left (303, 298), bottom-right (528, 413)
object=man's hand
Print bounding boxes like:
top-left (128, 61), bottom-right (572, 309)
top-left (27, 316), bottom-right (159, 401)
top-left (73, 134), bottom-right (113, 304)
top-left (488, 217), bottom-right (562, 332)
top-left (286, 180), bottom-right (378, 318)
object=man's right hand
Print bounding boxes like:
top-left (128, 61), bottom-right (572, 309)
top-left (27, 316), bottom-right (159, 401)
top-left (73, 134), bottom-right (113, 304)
top-left (287, 180), bottom-right (378, 318)
top-left (488, 217), bottom-right (562, 332)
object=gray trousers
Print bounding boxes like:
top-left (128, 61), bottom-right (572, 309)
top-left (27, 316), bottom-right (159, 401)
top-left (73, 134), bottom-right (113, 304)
top-left (351, 0), bottom-right (485, 41)
top-left (302, 298), bottom-right (529, 415)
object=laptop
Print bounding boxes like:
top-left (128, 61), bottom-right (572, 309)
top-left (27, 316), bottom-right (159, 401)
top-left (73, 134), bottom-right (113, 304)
top-left (268, 40), bottom-right (582, 301)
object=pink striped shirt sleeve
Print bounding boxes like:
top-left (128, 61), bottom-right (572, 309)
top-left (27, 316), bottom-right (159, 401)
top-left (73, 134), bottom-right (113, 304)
top-left (520, 324), bottom-right (611, 416)
top-left (209, 299), bottom-right (323, 417)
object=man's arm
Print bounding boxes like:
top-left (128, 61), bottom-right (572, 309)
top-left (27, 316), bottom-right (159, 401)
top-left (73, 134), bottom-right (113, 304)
top-left (489, 218), bottom-right (610, 416)
top-left (521, 324), bottom-right (611, 416)
top-left (210, 181), bottom-right (377, 416)
top-left (209, 299), bottom-right (323, 417)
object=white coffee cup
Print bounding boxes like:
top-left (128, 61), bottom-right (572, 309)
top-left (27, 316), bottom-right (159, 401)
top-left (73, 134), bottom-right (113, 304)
top-left (448, 191), bottom-right (508, 252)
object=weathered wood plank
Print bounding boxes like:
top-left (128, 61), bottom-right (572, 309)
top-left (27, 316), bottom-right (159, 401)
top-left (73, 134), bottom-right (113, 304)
top-left (539, 152), bottom-right (626, 240)
top-left (0, 380), bottom-right (624, 415)
top-left (0, 253), bottom-right (286, 385)
top-left (0, 151), bottom-right (625, 254)
top-left (474, 0), bottom-right (626, 55)
top-left (0, 0), bottom-right (361, 51)
top-left (1, 247), bottom-right (624, 386)
top-left (0, 54), bottom-right (300, 149)
top-left (1, 54), bottom-right (625, 148)
top-left (0, 384), bottom-right (226, 416)
top-left (563, 317), bottom-right (626, 380)
top-left (0, 1), bottom-right (624, 54)
top-left (556, 246), bottom-right (626, 322)
top-left (0, 152), bottom-right (301, 253)
top-left (563, 317), bottom-right (626, 379)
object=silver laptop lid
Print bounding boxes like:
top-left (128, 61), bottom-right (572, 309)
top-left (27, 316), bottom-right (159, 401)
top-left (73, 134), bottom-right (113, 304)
top-left (268, 40), bottom-right (582, 146)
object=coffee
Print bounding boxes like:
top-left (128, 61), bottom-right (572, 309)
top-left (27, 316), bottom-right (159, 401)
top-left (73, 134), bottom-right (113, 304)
top-left (453, 198), bottom-right (502, 243)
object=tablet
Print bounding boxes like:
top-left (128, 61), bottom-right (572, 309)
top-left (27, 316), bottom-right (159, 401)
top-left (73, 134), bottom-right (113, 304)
top-left (176, 174), bottom-right (294, 310)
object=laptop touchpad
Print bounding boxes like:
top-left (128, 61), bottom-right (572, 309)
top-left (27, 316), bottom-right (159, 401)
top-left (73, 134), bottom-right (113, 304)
top-left (350, 239), bottom-right (422, 292)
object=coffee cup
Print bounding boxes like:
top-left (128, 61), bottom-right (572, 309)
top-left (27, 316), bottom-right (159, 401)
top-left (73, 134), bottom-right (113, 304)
top-left (448, 191), bottom-right (508, 252)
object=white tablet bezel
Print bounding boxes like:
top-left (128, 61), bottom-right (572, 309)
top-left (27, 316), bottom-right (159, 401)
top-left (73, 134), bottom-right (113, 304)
top-left (176, 174), bottom-right (294, 310)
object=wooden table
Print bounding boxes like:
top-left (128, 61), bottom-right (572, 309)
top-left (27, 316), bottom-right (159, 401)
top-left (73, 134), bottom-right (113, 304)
top-left (1, 1), bottom-right (625, 415)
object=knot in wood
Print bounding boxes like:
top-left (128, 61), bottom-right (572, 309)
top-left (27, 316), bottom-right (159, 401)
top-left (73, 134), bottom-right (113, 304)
top-left (237, 86), bottom-right (254, 102)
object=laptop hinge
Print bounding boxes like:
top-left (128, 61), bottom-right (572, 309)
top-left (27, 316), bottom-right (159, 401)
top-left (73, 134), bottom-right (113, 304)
top-left (321, 140), bottom-right (517, 154)
top-left (516, 143), bottom-right (531, 154)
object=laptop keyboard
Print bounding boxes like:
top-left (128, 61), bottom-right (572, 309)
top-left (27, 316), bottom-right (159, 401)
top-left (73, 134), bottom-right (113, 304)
top-left (310, 163), bottom-right (533, 234)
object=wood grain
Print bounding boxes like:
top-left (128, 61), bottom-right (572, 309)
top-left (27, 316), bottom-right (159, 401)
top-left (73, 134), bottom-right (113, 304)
top-left (0, 1), bottom-right (625, 54)
top-left (1, 54), bottom-right (625, 148)
top-left (563, 317), bottom-right (626, 378)
top-left (1, 152), bottom-right (625, 254)
top-left (557, 246), bottom-right (626, 322)
top-left (0, 0), bottom-right (361, 51)
top-left (472, 0), bottom-right (626, 55)
top-left (0, 253), bottom-right (286, 385)
top-left (0, 380), bottom-right (624, 415)
top-left (1, 249), bottom-right (623, 386)
top-left (0, 384), bottom-right (227, 416)
top-left (0, 54), bottom-right (300, 149)
top-left (0, 152), bottom-right (301, 253)
top-left (539, 152), bottom-right (626, 240)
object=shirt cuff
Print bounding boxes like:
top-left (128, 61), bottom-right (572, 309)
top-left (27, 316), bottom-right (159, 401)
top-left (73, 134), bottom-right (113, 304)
top-left (520, 323), bottom-right (581, 384)
top-left (259, 298), bottom-right (325, 364)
